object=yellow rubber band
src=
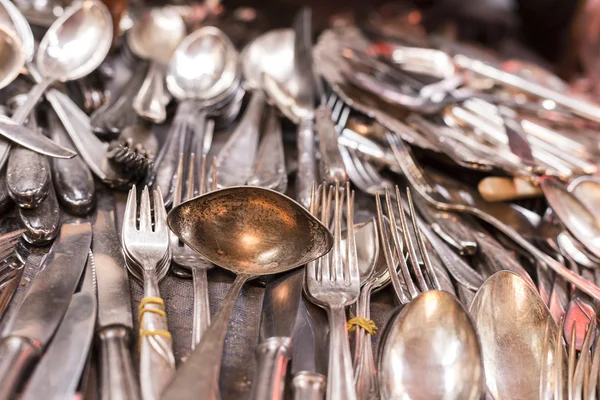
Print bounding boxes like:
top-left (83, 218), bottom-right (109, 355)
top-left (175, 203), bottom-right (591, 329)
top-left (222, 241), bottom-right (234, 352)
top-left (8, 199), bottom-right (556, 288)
top-left (138, 307), bottom-right (167, 320)
top-left (139, 329), bottom-right (173, 341)
top-left (139, 297), bottom-right (165, 310)
top-left (347, 317), bottom-right (378, 336)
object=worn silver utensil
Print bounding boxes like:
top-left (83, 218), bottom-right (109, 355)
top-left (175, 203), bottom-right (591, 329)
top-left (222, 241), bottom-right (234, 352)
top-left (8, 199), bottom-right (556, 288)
top-left (0, 221), bottom-right (92, 399)
top-left (163, 186), bottom-right (333, 400)
top-left (470, 271), bottom-right (565, 399)
top-left (18, 184), bottom-right (60, 245)
top-left (379, 290), bottom-right (483, 400)
top-left (128, 8), bottom-right (185, 123)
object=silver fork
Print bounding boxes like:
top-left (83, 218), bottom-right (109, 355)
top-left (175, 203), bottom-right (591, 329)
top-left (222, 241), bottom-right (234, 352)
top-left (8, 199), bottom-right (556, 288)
top-left (305, 182), bottom-right (360, 400)
top-left (122, 186), bottom-right (175, 400)
top-left (170, 152), bottom-right (216, 349)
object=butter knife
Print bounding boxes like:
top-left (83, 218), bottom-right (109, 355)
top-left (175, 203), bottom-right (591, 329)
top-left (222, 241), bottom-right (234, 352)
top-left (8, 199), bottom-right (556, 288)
top-left (92, 190), bottom-right (140, 400)
top-left (0, 220), bottom-right (92, 399)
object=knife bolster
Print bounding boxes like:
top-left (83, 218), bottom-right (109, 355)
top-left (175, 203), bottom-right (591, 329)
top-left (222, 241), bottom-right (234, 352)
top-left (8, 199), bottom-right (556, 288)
top-left (97, 326), bottom-right (140, 400)
top-left (249, 336), bottom-right (293, 400)
top-left (0, 336), bottom-right (40, 398)
top-left (291, 371), bottom-right (326, 400)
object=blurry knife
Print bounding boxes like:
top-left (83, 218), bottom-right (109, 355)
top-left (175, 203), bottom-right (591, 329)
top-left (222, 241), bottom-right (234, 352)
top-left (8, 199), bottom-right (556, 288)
top-left (92, 190), bottom-right (140, 400)
top-left (0, 220), bottom-right (92, 400)
top-left (21, 251), bottom-right (97, 400)
top-left (249, 269), bottom-right (305, 400)
top-left (290, 296), bottom-right (327, 400)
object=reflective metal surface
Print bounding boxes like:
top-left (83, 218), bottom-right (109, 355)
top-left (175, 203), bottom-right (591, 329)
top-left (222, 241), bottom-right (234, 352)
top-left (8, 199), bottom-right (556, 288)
top-left (379, 290), bottom-right (483, 400)
top-left (470, 271), bottom-right (564, 399)
top-left (0, 26), bottom-right (23, 91)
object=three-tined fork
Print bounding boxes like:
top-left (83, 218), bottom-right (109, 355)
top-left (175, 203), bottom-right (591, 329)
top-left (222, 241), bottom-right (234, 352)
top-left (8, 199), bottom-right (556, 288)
top-left (305, 182), bottom-right (360, 400)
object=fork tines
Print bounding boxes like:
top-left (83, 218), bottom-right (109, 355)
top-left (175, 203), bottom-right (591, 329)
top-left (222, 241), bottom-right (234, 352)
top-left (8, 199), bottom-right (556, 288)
top-left (376, 185), bottom-right (440, 305)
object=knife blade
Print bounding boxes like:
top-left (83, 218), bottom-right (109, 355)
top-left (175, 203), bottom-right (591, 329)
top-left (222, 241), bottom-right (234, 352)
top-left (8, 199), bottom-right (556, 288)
top-left (21, 253), bottom-right (97, 400)
top-left (0, 220), bottom-right (92, 400)
top-left (290, 296), bottom-right (327, 400)
top-left (249, 268), bottom-right (304, 400)
top-left (92, 190), bottom-right (140, 400)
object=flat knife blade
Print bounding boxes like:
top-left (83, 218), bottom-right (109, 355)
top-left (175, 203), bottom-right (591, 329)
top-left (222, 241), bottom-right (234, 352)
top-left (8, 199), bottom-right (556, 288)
top-left (93, 190), bottom-right (133, 329)
top-left (249, 269), bottom-right (305, 400)
top-left (260, 268), bottom-right (305, 340)
top-left (0, 220), bottom-right (91, 400)
top-left (92, 190), bottom-right (140, 400)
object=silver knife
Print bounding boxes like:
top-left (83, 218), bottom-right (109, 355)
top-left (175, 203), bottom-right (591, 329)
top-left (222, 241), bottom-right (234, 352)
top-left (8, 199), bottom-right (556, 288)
top-left (290, 296), bottom-right (327, 400)
top-left (0, 220), bottom-right (92, 400)
top-left (249, 269), bottom-right (304, 400)
top-left (92, 190), bottom-right (140, 400)
top-left (21, 252), bottom-right (97, 400)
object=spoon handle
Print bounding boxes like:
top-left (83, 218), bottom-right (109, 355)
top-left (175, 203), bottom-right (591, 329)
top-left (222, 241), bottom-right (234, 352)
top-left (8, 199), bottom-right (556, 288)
top-left (190, 265), bottom-right (211, 349)
top-left (132, 61), bottom-right (170, 124)
top-left (326, 304), bottom-right (357, 400)
top-left (11, 78), bottom-right (54, 124)
top-left (296, 118), bottom-right (318, 209)
top-left (161, 274), bottom-right (251, 400)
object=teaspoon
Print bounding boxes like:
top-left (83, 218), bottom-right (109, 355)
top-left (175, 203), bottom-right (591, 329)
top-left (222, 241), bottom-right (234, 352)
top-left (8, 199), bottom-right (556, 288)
top-left (164, 186), bottom-right (333, 400)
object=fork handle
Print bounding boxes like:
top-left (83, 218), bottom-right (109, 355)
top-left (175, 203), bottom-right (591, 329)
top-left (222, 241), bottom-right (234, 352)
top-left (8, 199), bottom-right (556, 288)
top-left (296, 118), bottom-right (318, 209)
top-left (326, 305), bottom-right (357, 400)
top-left (191, 266), bottom-right (211, 349)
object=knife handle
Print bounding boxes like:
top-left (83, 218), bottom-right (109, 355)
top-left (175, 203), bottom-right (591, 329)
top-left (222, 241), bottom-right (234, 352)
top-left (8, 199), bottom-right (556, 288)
top-left (97, 326), bottom-right (141, 400)
top-left (249, 337), bottom-right (292, 400)
top-left (0, 336), bottom-right (40, 399)
top-left (292, 371), bottom-right (326, 400)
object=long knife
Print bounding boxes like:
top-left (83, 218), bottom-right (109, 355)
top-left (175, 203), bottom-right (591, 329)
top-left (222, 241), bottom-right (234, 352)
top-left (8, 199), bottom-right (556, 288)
top-left (248, 269), bottom-right (305, 400)
top-left (0, 220), bottom-right (92, 400)
top-left (92, 190), bottom-right (140, 400)
top-left (21, 251), bottom-right (97, 400)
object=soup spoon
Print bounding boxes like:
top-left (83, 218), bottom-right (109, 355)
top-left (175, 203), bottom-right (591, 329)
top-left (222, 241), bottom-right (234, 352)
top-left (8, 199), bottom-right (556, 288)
top-left (470, 271), bottom-right (566, 399)
top-left (11, 0), bottom-right (113, 124)
top-left (379, 290), bottom-right (483, 400)
top-left (164, 186), bottom-right (333, 400)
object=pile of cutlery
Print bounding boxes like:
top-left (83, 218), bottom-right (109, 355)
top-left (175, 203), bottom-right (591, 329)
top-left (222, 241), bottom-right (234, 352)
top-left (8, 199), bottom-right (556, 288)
top-left (2, 0), bottom-right (600, 399)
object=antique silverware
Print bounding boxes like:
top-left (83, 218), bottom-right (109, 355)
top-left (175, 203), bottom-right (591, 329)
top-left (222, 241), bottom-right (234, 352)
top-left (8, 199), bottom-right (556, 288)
top-left (21, 252), bottom-right (97, 400)
top-left (0, 24), bottom-right (23, 90)
top-left (170, 153), bottom-right (216, 348)
top-left (93, 190), bottom-right (140, 400)
top-left (0, 220), bottom-right (92, 400)
top-left (47, 107), bottom-right (95, 216)
top-left (305, 183), bottom-right (360, 400)
top-left (128, 8), bottom-right (185, 123)
top-left (379, 290), bottom-right (483, 400)
top-left (163, 186), bottom-right (333, 400)
top-left (470, 271), bottom-right (565, 399)
top-left (18, 184), bottom-right (60, 245)
top-left (11, 0), bottom-right (113, 122)
top-left (122, 186), bottom-right (174, 400)
top-left (249, 268), bottom-right (304, 400)
top-left (158, 26), bottom-right (238, 204)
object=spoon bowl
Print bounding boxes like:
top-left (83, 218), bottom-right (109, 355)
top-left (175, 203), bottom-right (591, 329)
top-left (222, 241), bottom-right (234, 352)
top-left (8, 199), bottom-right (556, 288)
top-left (0, 25), bottom-right (24, 90)
top-left (0, 0), bottom-right (34, 62)
top-left (470, 271), bottom-right (565, 399)
top-left (167, 26), bottom-right (239, 103)
top-left (379, 290), bottom-right (483, 400)
top-left (241, 29), bottom-right (294, 90)
top-left (127, 8), bottom-right (185, 65)
top-left (37, 0), bottom-right (112, 81)
top-left (168, 186), bottom-right (333, 276)
top-left (568, 175), bottom-right (600, 222)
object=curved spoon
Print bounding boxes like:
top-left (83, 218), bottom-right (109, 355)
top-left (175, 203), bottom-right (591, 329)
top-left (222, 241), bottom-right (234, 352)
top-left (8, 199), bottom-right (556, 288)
top-left (164, 187), bottom-right (332, 400)
top-left (470, 271), bottom-right (566, 399)
top-left (379, 290), bottom-right (483, 400)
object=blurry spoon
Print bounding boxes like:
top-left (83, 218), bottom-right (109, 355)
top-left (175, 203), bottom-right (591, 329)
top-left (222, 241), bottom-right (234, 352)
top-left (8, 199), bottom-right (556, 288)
top-left (11, 0), bottom-right (113, 124)
top-left (379, 290), bottom-right (483, 400)
top-left (211, 29), bottom-right (293, 189)
top-left (164, 186), bottom-right (333, 400)
top-left (0, 24), bottom-right (23, 90)
top-left (568, 176), bottom-right (600, 223)
top-left (540, 176), bottom-right (600, 260)
top-left (128, 8), bottom-right (185, 123)
top-left (470, 271), bottom-right (566, 399)
top-left (156, 26), bottom-right (238, 204)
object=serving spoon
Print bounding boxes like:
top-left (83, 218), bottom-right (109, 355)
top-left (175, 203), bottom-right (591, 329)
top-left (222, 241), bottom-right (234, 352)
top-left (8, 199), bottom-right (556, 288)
top-left (379, 290), bottom-right (483, 400)
top-left (164, 186), bottom-right (333, 400)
